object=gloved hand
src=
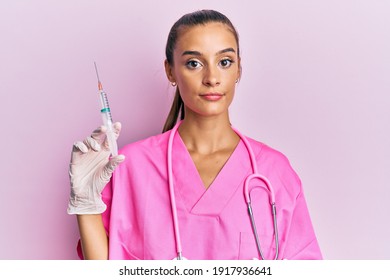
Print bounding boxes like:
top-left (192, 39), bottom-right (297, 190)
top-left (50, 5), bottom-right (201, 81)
top-left (67, 122), bottom-right (125, 215)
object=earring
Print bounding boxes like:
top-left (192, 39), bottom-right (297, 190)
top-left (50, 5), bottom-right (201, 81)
top-left (171, 82), bottom-right (177, 87)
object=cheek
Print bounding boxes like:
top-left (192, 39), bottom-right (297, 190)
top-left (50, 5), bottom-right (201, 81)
top-left (223, 71), bottom-right (239, 89)
top-left (177, 71), bottom-right (202, 90)
top-left (222, 64), bottom-right (240, 82)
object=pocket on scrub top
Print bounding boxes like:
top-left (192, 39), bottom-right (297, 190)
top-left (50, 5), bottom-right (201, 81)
top-left (118, 242), bottom-right (141, 260)
top-left (238, 232), bottom-right (276, 260)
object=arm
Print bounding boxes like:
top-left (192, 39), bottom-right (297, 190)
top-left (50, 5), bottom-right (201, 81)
top-left (77, 214), bottom-right (108, 260)
top-left (68, 124), bottom-right (124, 259)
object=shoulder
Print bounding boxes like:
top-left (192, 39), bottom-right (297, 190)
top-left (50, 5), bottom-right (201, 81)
top-left (112, 131), bottom-right (171, 182)
top-left (246, 136), bottom-right (291, 166)
top-left (119, 130), bottom-right (170, 158)
top-left (245, 136), bottom-right (302, 194)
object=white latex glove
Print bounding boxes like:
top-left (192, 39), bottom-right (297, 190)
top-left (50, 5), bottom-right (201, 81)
top-left (67, 122), bottom-right (125, 215)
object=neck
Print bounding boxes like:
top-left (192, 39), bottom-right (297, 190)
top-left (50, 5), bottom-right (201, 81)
top-left (178, 114), bottom-right (239, 155)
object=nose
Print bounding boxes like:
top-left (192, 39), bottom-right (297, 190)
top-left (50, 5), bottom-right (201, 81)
top-left (202, 65), bottom-right (220, 87)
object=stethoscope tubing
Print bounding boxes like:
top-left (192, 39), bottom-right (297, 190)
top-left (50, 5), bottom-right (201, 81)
top-left (235, 127), bottom-right (279, 260)
top-left (167, 122), bottom-right (184, 259)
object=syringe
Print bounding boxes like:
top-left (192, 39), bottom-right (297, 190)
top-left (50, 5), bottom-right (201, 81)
top-left (94, 62), bottom-right (118, 156)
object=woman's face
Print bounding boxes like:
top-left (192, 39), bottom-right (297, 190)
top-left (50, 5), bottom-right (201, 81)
top-left (166, 22), bottom-right (241, 118)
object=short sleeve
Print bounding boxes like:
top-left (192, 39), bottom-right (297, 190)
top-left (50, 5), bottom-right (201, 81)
top-left (254, 141), bottom-right (322, 260)
top-left (283, 190), bottom-right (323, 259)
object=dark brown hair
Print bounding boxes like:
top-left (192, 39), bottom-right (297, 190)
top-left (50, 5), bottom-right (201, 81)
top-left (162, 10), bottom-right (240, 132)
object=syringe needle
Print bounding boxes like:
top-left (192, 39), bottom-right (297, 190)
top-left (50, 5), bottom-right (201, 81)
top-left (93, 62), bottom-right (118, 156)
top-left (94, 61), bottom-right (103, 90)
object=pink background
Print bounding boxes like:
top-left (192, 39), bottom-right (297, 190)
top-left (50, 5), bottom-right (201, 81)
top-left (1, 0), bottom-right (389, 259)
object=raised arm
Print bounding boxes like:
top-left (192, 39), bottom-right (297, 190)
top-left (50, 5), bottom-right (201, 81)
top-left (67, 123), bottom-right (124, 259)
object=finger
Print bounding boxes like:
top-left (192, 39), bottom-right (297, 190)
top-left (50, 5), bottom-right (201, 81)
top-left (97, 155), bottom-right (125, 190)
top-left (104, 155), bottom-right (125, 175)
top-left (112, 122), bottom-right (122, 140)
top-left (106, 154), bottom-right (125, 172)
top-left (72, 141), bottom-right (89, 154)
top-left (100, 123), bottom-right (121, 149)
top-left (91, 126), bottom-right (107, 144)
top-left (84, 136), bottom-right (101, 152)
top-left (113, 122), bottom-right (121, 132)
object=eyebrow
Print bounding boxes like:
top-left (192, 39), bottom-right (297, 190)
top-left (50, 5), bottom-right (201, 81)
top-left (181, 47), bottom-right (236, 57)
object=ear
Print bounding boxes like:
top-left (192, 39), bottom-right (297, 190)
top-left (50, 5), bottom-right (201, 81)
top-left (164, 59), bottom-right (176, 83)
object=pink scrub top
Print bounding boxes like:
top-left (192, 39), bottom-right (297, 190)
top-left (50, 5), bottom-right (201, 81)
top-left (78, 128), bottom-right (322, 260)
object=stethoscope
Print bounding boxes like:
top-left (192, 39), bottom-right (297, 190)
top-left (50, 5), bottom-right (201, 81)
top-left (167, 121), bottom-right (279, 260)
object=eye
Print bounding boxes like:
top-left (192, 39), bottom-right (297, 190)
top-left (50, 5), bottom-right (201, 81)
top-left (186, 60), bottom-right (202, 69)
top-left (219, 58), bottom-right (234, 68)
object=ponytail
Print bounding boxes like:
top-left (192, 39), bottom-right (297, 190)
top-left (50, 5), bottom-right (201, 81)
top-left (162, 88), bottom-right (185, 133)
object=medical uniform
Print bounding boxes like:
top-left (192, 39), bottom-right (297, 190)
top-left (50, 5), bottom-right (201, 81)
top-left (78, 128), bottom-right (322, 260)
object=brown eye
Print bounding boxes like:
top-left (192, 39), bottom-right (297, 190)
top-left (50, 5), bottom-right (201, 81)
top-left (186, 60), bottom-right (202, 69)
top-left (219, 59), bottom-right (233, 68)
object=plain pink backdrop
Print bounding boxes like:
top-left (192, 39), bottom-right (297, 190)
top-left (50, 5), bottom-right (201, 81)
top-left (1, 0), bottom-right (389, 259)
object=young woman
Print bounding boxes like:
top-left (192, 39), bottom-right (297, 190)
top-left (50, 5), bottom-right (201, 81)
top-left (68, 10), bottom-right (322, 260)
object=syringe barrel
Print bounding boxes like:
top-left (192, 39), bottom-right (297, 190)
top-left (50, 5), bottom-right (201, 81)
top-left (99, 91), bottom-right (113, 121)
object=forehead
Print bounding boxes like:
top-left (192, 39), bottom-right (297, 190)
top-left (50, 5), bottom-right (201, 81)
top-left (175, 22), bottom-right (237, 54)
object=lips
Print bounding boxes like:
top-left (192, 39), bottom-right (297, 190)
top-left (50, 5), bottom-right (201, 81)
top-left (199, 92), bottom-right (224, 101)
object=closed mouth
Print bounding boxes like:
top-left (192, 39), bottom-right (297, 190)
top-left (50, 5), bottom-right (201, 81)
top-left (199, 93), bottom-right (224, 97)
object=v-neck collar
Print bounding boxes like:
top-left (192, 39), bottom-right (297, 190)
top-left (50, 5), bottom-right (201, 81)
top-left (171, 131), bottom-right (251, 216)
